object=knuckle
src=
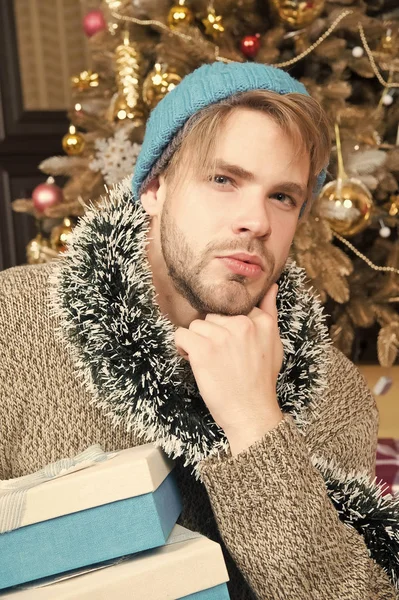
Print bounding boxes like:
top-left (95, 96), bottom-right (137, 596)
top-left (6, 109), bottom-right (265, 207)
top-left (234, 315), bottom-right (253, 332)
top-left (263, 314), bottom-right (274, 327)
top-left (189, 319), bottom-right (202, 332)
top-left (257, 312), bottom-right (273, 328)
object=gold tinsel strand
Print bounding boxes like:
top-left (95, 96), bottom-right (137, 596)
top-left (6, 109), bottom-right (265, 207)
top-left (332, 233), bottom-right (399, 275)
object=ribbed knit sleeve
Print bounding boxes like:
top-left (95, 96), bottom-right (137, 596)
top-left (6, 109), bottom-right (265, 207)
top-left (200, 353), bottom-right (398, 599)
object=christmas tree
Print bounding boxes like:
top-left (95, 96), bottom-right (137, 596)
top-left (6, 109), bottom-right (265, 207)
top-left (13, 0), bottom-right (399, 366)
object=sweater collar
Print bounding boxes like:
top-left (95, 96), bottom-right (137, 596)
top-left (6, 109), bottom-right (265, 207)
top-left (50, 178), bottom-right (331, 475)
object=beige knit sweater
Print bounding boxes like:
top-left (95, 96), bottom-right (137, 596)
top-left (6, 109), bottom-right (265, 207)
top-left (0, 262), bottom-right (397, 599)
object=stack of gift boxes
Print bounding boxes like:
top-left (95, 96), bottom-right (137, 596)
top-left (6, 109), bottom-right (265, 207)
top-left (0, 445), bottom-right (230, 599)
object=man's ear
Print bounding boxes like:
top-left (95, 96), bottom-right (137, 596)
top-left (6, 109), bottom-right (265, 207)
top-left (140, 176), bottom-right (166, 216)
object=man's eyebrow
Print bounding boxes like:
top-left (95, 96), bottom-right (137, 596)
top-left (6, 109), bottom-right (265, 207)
top-left (213, 160), bottom-right (256, 182)
top-left (213, 160), bottom-right (307, 200)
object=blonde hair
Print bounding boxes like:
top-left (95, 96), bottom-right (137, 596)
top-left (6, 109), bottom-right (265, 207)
top-left (158, 90), bottom-right (331, 210)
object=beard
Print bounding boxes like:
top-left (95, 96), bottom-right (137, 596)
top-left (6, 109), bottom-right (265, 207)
top-left (160, 198), bottom-right (283, 316)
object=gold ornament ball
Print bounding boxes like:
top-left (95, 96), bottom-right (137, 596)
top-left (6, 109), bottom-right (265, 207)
top-left (50, 218), bottom-right (74, 253)
top-left (270, 0), bottom-right (325, 30)
top-left (167, 1), bottom-right (194, 29)
top-left (319, 179), bottom-right (373, 237)
top-left (62, 126), bottom-right (85, 156)
top-left (26, 234), bottom-right (51, 264)
top-left (143, 64), bottom-right (182, 109)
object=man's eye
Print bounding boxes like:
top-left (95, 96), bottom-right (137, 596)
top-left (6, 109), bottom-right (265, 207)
top-left (211, 175), bottom-right (234, 186)
top-left (271, 192), bottom-right (296, 207)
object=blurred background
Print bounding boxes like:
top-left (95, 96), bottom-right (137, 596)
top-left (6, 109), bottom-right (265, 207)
top-left (0, 0), bottom-right (398, 433)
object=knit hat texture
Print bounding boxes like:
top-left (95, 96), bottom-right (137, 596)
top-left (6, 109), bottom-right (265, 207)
top-left (131, 61), bottom-right (327, 200)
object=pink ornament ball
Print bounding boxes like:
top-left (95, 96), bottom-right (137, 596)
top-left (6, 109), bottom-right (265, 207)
top-left (32, 182), bottom-right (63, 212)
top-left (83, 10), bottom-right (107, 37)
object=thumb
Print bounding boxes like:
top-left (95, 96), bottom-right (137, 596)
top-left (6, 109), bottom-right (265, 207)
top-left (259, 283), bottom-right (278, 320)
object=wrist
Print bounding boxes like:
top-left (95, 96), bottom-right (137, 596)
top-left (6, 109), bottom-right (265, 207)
top-left (227, 409), bottom-right (283, 457)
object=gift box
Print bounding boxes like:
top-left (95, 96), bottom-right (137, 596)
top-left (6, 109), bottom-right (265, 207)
top-left (1, 524), bottom-right (230, 599)
top-left (0, 444), bottom-right (182, 590)
top-left (376, 438), bottom-right (399, 496)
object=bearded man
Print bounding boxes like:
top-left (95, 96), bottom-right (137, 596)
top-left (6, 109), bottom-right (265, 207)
top-left (1, 62), bottom-right (398, 599)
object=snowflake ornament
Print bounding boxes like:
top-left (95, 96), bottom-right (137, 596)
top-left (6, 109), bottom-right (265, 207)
top-left (89, 127), bottom-right (142, 186)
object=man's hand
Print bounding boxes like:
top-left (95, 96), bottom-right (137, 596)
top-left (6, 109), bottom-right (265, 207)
top-left (174, 284), bottom-right (284, 456)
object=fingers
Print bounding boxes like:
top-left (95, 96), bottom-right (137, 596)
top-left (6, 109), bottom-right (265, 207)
top-left (176, 283), bottom-right (280, 360)
top-left (207, 312), bottom-right (258, 336)
top-left (176, 346), bottom-right (190, 360)
top-left (174, 325), bottom-right (217, 361)
top-left (258, 283), bottom-right (278, 321)
top-left (190, 318), bottom-right (227, 341)
top-left (174, 327), bottom-right (196, 361)
top-left (205, 313), bottom-right (231, 325)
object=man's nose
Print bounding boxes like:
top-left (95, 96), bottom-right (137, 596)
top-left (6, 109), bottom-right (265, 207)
top-left (231, 194), bottom-right (271, 238)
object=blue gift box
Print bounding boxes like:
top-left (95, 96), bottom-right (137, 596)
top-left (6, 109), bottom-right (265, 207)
top-left (1, 525), bottom-right (231, 599)
top-left (0, 445), bottom-right (182, 590)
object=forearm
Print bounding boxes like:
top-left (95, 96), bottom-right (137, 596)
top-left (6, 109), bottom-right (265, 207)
top-left (200, 415), bottom-right (398, 600)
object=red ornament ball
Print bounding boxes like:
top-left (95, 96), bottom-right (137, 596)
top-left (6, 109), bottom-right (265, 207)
top-left (240, 35), bottom-right (260, 59)
top-left (83, 10), bottom-right (107, 37)
top-left (32, 181), bottom-right (63, 212)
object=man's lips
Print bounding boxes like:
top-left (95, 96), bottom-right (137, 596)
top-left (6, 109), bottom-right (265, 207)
top-left (218, 253), bottom-right (264, 269)
top-left (217, 254), bottom-right (264, 278)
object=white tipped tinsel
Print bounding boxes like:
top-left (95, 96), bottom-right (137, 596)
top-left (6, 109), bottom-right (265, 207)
top-left (49, 177), bottom-right (330, 477)
top-left (313, 455), bottom-right (399, 590)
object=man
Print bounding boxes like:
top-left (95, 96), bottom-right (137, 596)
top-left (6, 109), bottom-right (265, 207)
top-left (1, 62), bottom-right (398, 598)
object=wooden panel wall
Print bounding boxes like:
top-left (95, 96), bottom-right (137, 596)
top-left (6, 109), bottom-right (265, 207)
top-left (0, 0), bottom-right (86, 271)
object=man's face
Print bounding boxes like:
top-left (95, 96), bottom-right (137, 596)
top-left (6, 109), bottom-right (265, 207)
top-left (157, 108), bottom-right (310, 316)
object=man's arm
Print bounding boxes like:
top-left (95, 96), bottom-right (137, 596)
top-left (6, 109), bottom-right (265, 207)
top-left (199, 349), bottom-right (398, 599)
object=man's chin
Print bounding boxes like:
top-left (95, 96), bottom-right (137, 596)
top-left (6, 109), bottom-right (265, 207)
top-left (194, 285), bottom-right (260, 316)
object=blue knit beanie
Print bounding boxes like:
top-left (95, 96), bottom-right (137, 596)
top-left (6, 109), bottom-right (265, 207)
top-left (132, 61), bottom-right (327, 201)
